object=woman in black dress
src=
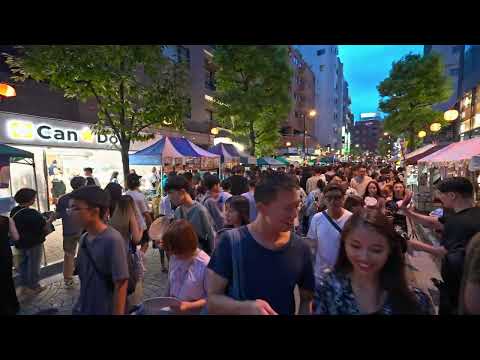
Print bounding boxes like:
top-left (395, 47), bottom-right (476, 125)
top-left (0, 215), bottom-right (20, 315)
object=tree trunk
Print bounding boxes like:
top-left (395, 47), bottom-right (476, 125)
top-left (120, 141), bottom-right (131, 185)
top-left (407, 129), bottom-right (416, 153)
top-left (249, 119), bottom-right (256, 156)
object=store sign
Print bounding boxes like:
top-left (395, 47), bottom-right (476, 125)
top-left (0, 113), bottom-right (119, 150)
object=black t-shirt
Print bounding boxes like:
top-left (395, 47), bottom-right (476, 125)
top-left (228, 175), bottom-right (249, 196)
top-left (439, 207), bottom-right (480, 253)
top-left (438, 207), bottom-right (480, 302)
top-left (208, 226), bottom-right (315, 315)
top-left (0, 216), bottom-right (12, 259)
top-left (10, 206), bottom-right (46, 249)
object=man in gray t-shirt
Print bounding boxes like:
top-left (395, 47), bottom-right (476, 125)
top-left (70, 186), bottom-right (129, 315)
top-left (166, 175), bottom-right (216, 255)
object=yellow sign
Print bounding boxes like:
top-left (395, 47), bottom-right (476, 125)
top-left (7, 120), bottom-right (34, 140)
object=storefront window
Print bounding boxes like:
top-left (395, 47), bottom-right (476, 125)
top-left (45, 147), bottom-right (124, 207)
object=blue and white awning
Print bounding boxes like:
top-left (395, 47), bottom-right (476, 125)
top-left (129, 136), bottom-right (219, 165)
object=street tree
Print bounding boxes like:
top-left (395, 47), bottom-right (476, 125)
top-left (212, 45), bottom-right (292, 156)
top-left (4, 45), bottom-right (190, 182)
top-left (378, 136), bottom-right (396, 159)
top-left (377, 52), bottom-right (453, 151)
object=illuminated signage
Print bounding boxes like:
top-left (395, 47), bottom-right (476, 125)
top-left (360, 112), bottom-right (378, 119)
top-left (0, 114), bottom-right (119, 150)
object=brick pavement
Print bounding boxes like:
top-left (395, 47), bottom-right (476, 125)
top-left (17, 247), bottom-right (169, 315)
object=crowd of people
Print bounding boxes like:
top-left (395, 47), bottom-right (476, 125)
top-left (1, 162), bottom-right (480, 315)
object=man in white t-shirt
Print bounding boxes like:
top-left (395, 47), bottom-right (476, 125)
top-left (350, 164), bottom-right (372, 197)
top-left (306, 166), bottom-right (326, 194)
top-left (307, 183), bottom-right (352, 285)
top-left (125, 173), bottom-right (153, 253)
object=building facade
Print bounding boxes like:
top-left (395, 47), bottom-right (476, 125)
top-left (424, 45), bottom-right (463, 112)
top-left (295, 45), bottom-right (345, 150)
top-left (351, 113), bottom-right (383, 154)
top-left (459, 45), bottom-right (480, 140)
top-left (278, 47), bottom-right (317, 157)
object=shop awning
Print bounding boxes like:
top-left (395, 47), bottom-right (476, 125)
top-left (404, 143), bottom-right (450, 166)
top-left (208, 143), bottom-right (240, 162)
top-left (129, 136), bottom-right (219, 165)
top-left (0, 143), bottom-right (34, 162)
top-left (239, 151), bottom-right (256, 165)
top-left (275, 156), bottom-right (290, 165)
top-left (417, 137), bottom-right (480, 168)
top-left (257, 157), bottom-right (285, 166)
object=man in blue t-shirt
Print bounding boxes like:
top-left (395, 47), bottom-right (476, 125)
top-left (207, 173), bottom-right (315, 315)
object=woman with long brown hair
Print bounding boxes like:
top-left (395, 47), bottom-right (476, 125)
top-left (314, 209), bottom-right (434, 315)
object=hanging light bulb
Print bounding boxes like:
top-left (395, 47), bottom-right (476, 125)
top-left (444, 109), bottom-right (459, 122)
top-left (418, 130), bottom-right (427, 138)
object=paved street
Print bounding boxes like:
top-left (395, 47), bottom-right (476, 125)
top-left (17, 246), bottom-right (169, 315)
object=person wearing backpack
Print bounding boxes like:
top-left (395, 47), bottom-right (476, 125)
top-left (307, 183), bottom-right (352, 286)
top-left (70, 186), bottom-right (129, 315)
top-left (11, 188), bottom-right (56, 297)
top-left (206, 173), bottom-right (315, 315)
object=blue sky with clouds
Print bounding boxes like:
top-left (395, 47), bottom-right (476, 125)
top-left (338, 45), bottom-right (424, 120)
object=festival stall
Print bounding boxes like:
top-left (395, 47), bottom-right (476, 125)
top-left (415, 137), bottom-right (480, 211)
top-left (208, 142), bottom-right (240, 178)
top-left (257, 156), bottom-right (285, 168)
top-left (129, 136), bottom-right (220, 195)
top-left (0, 143), bottom-right (40, 214)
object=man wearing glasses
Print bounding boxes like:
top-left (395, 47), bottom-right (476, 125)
top-left (69, 186), bottom-right (129, 315)
top-left (307, 184), bottom-right (352, 285)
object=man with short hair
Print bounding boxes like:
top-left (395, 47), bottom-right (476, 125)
top-left (166, 175), bottom-right (216, 254)
top-left (307, 183), bottom-right (352, 285)
top-left (241, 178), bottom-right (257, 223)
top-left (70, 186), bottom-right (129, 315)
top-left (207, 173), bottom-right (315, 315)
top-left (56, 176), bottom-right (87, 288)
top-left (306, 167), bottom-right (326, 194)
top-left (125, 173), bottom-right (153, 253)
top-left (349, 164), bottom-right (372, 197)
top-left (228, 165), bottom-right (249, 196)
top-left (400, 177), bottom-right (480, 314)
top-left (83, 167), bottom-right (101, 187)
top-left (202, 174), bottom-right (225, 231)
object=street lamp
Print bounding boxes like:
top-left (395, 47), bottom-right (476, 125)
top-left (444, 109), bottom-right (459, 122)
top-left (286, 141), bottom-right (291, 147)
top-left (0, 83), bottom-right (16, 100)
top-left (303, 109), bottom-right (317, 162)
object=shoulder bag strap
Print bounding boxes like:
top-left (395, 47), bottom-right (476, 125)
top-left (81, 234), bottom-right (114, 290)
top-left (322, 211), bottom-right (343, 234)
top-left (229, 227), bottom-right (246, 301)
top-left (11, 207), bottom-right (29, 219)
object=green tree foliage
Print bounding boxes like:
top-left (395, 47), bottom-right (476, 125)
top-left (378, 136), bottom-right (395, 158)
top-left (212, 45), bottom-right (292, 156)
top-left (4, 45), bottom-right (190, 182)
top-left (377, 53), bottom-right (453, 151)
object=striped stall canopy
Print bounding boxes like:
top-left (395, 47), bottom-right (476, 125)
top-left (129, 136), bottom-right (219, 165)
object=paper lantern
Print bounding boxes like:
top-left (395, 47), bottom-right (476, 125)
top-left (430, 123), bottom-right (441, 132)
top-left (444, 109), bottom-right (459, 122)
top-left (418, 130), bottom-right (427, 138)
top-left (0, 83), bottom-right (16, 98)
